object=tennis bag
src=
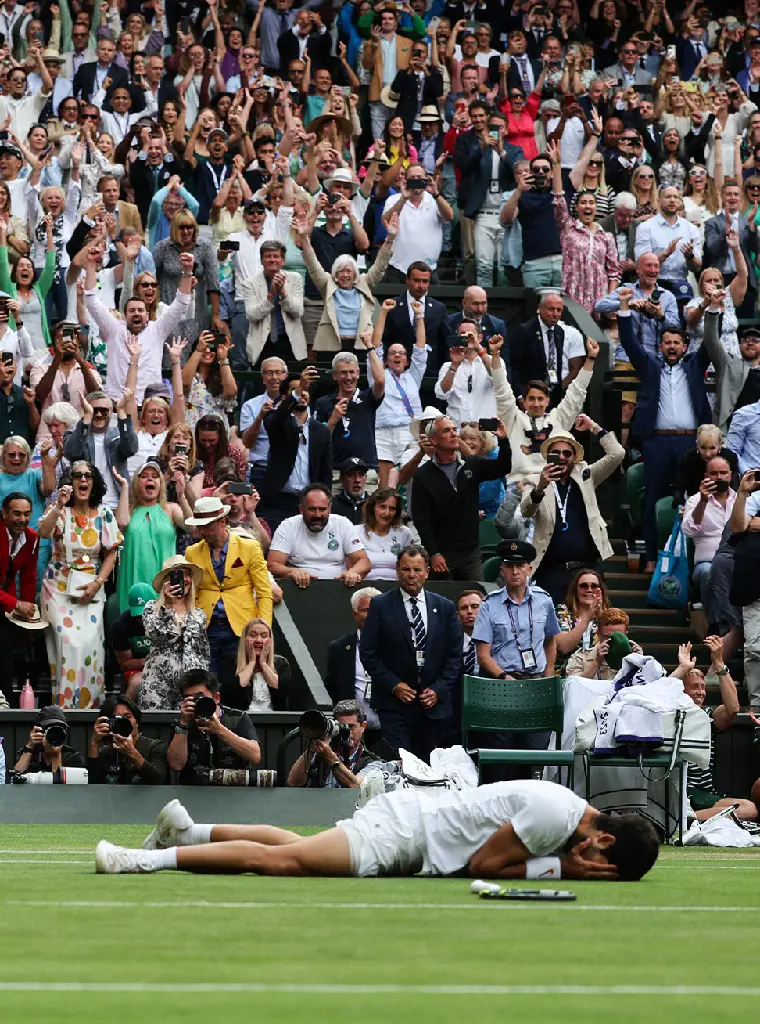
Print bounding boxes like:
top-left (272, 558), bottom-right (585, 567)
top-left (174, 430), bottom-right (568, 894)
top-left (647, 512), bottom-right (689, 610)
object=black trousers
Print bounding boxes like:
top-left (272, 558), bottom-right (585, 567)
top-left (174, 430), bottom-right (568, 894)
top-left (257, 492), bottom-right (300, 534)
top-left (429, 547), bottom-right (483, 583)
top-left (377, 705), bottom-right (445, 761)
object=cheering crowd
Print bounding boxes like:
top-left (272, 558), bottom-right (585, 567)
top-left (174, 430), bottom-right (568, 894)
top-left (0, 0), bottom-right (758, 813)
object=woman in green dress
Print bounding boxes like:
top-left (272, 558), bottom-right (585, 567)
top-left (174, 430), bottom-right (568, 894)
top-left (113, 461), bottom-right (192, 613)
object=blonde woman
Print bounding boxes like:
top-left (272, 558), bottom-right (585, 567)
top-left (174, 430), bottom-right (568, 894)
top-left (139, 555), bottom-right (210, 711)
top-left (674, 424), bottom-right (738, 507)
top-left (630, 165), bottom-right (659, 224)
top-left (223, 617), bottom-right (291, 712)
top-left (114, 461), bottom-right (192, 613)
top-left (153, 209), bottom-right (222, 346)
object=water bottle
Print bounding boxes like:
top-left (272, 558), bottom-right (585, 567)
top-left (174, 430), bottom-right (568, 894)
top-left (19, 680), bottom-right (35, 710)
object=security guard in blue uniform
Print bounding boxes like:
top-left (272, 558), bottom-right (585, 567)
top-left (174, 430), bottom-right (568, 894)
top-left (472, 540), bottom-right (560, 681)
top-left (470, 540), bottom-right (561, 773)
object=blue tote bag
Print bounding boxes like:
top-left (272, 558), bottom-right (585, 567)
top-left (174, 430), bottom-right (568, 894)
top-left (647, 512), bottom-right (689, 610)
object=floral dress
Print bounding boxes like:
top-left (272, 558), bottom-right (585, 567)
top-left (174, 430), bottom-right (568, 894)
top-left (41, 506), bottom-right (122, 710)
top-left (138, 600), bottom-right (211, 711)
top-left (553, 193), bottom-right (620, 313)
top-left (185, 374), bottom-right (237, 432)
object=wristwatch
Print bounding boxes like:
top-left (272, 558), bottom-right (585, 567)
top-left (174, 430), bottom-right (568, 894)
top-left (715, 664), bottom-right (729, 677)
top-left (174, 723), bottom-right (189, 734)
top-left (497, 671), bottom-right (509, 680)
top-left (331, 760), bottom-right (342, 773)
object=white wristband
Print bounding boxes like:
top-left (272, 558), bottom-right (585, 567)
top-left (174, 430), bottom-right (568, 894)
top-left (525, 856), bottom-right (561, 880)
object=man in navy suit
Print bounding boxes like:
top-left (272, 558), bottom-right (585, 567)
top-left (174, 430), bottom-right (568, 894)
top-left (360, 544), bottom-right (462, 759)
top-left (325, 586), bottom-right (382, 725)
top-left (618, 288), bottom-right (711, 572)
top-left (72, 37), bottom-right (129, 105)
top-left (380, 262), bottom-right (450, 375)
top-left (446, 286), bottom-right (509, 378)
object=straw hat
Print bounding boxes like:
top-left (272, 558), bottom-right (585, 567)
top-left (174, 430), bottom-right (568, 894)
top-left (6, 604), bottom-right (48, 630)
top-left (184, 495), bottom-right (231, 527)
top-left (409, 405), bottom-right (443, 442)
top-left (152, 554), bottom-right (203, 593)
top-left (539, 431), bottom-right (585, 463)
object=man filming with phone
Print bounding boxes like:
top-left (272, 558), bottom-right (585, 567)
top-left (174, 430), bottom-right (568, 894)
top-left (167, 669), bottom-right (262, 785)
top-left (0, 347), bottom-right (38, 444)
top-left (682, 457), bottom-right (736, 625)
top-left (88, 695), bottom-right (168, 785)
top-left (381, 162), bottom-right (453, 283)
top-left (500, 151), bottom-right (562, 288)
top-left (31, 320), bottom-right (103, 440)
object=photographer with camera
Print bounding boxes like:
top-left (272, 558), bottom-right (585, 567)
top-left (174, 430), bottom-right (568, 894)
top-left (88, 695), bottom-right (168, 785)
top-left (167, 669), bottom-right (262, 785)
top-left (381, 163), bottom-right (453, 284)
top-left (287, 700), bottom-right (380, 789)
top-left (14, 706), bottom-right (85, 777)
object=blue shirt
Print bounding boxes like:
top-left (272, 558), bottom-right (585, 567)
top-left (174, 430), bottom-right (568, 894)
top-left (726, 399), bottom-right (760, 475)
top-left (333, 287), bottom-right (361, 338)
top-left (594, 283), bottom-right (681, 360)
top-left (633, 214), bottom-right (702, 281)
top-left (657, 361), bottom-right (697, 431)
top-left (210, 537), bottom-right (229, 620)
top-left (472, 584), bottom-right (560, 675)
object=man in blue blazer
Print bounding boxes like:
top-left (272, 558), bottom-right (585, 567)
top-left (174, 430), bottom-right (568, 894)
top-left (617, 287), bottom-right (711, 571)
top-left (360, 544), bottom-right (462, 759)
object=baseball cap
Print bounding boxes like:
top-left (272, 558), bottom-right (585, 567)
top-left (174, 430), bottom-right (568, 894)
top-left (338, 457), bottom-right (368, 474)
top-left (128, 581), bottom-right (157, 618)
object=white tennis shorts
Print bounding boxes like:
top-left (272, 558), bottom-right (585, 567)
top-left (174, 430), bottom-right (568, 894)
top-left (375, 425), bottom-right (414, 465)
top-left (336, 789), bottom-right (426, 877)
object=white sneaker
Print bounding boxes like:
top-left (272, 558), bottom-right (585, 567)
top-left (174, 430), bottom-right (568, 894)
top-left (142, 799), bottom-right (194, 850)
top-left (96, 840), bottom-right (160, 874)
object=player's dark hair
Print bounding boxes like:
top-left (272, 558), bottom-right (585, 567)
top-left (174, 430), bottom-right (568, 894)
top-left (523, 379), bottom-right (551, 398)
top-left (594, 812), bottom-right (660, 881)
top-left (2, 491), bottom-right (31, 510)
top-left (396, 542), bottom-right (430, 567)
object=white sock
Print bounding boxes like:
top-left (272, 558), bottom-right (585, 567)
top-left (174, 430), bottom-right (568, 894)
top-left (152, 847), bottom-right (178, 870)
top-left (185, 824), bottom-right (213, 846)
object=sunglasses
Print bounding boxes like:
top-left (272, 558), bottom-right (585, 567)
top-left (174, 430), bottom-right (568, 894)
top-left (578, 582), bottom-right (601, 590)
top-left (82, 113), bottom-right (99, 120)
top-left (637, 173), bottom-right (655, 179)
top-left (533, 166), bottom-right (551, 174)
top-left (91, 407), bottom-right (110, 417)
top-left (551, 449), bottom-right (574, 458)
top-left (621, 48), bottom-right (637, 54)
top-left (72, 471), bottom-right (93, 480)
top-left (748, 184), bottom-right (760, 190)
top-left (589, 160), bottom-right (604, 167)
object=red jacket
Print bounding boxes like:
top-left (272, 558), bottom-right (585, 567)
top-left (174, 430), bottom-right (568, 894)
top-left (0, 526), bottom-right (39, 613)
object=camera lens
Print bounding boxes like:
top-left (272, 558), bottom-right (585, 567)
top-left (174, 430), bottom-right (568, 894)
top-left (193, 695), bottom-right (217, 719)
top-left (299, 708), bottom-right (330, 740)
top-left (44, 724), bottom-right (68, 747)
top-left (109, 715), bottom-right (132, 738)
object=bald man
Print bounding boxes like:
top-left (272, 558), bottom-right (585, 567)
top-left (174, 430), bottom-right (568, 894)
top-left (446, 286), bottom-right (508, 374)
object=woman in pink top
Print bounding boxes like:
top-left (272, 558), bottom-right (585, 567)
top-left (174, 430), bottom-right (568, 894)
top-left (547, 140), bottom-right (619, 313)
top-left (498, 69), bottom-right (546, 161)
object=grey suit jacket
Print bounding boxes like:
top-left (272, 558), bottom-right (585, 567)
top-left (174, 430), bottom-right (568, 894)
top-left (62, 417), bottom-right (139, 482)
top-left (702, 309), bottom-right (752, 434)
top-left (605, 64), bottom-right (653, 89)
top-left (704, 212), bottom-right (758, 293)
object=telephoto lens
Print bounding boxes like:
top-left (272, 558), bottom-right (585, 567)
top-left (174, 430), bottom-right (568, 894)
top-left (193, 695), bottom-right (217, 719)
top-left (207, 769), bottom-right (278, 786)
top-left (44, 724), bottom-right (68, 747)
top-left (109, 715), bottom-right (133, 738)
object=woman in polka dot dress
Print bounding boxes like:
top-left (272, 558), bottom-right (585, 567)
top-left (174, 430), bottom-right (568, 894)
top-left (37, 460), bottom-right (122, 710)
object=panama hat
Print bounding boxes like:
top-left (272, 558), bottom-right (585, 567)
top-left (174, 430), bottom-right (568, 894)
top-left (539, 431), bottom-right (585, 463)
top-left (323, 167), bottom-right (359, 194)
top-left (409, 405), bottom-right (443, 441)
top-left (309, 112), bottom-right (353, 139)
top-left (379, 84), bottom-right (401, 109)
top-left (6, 603), bottom-right (48, 630)
top-left (418, 105), bottom-right (442, 123)
top-left (152, 554), bottom-right (203, 593)
top-left (184, 495), bottom-right (231, 528)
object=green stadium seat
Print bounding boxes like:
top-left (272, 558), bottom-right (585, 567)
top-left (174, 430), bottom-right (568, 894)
top-left (622, 462), bottom-right (645, 533)
top-left (655, 497), bottom-right (678, 550)
top-left (462, 675), bottom-right (574, 785)
top-left (479, 518), bottom-right (500, 558)
top-left (482, 556), bottom-right (501, 583)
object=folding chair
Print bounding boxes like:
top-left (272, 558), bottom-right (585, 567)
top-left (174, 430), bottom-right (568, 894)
top-left (583, 751), bottom-right (688, 844)
top-left (462, 675), bottom-right (574, 787)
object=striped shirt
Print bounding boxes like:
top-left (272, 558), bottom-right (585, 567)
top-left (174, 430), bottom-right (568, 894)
top-left (687, 707), bottom-right (715, 792)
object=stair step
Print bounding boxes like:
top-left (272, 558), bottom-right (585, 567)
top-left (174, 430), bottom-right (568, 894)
top-left (605, 572), bottom-right (651, 592)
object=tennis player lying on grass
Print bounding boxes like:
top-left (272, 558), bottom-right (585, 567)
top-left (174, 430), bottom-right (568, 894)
top-left (96, 780), bottom-right (660, 881)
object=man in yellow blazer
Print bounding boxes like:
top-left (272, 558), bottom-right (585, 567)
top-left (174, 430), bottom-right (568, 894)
top-left (185, 496), bottom-right (273, 689)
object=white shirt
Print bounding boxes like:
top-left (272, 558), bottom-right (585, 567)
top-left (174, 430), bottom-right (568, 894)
top-left (284, 415), bottom-right (311, 495)
top-left (415, 779), bottom-right (588, 876)
top-left (84, 288), bottom-right (193, 403)
top-left (0, 325), bottom-right (33, 385)
top-left (380, 33), bottom-right (398, 86)
top-left (359, 524), bottom-right (413, 580)
top-left (539, 318), bottom-right (585, 381)
top-left (0, 90), bottom-right (50, 141)
top-left (656, 361), bottom-right (697, 431)
top-left (375, 345), bottom-right (426, 429)
top-left (354, 630), bottom-right (381, 729)
top-left (126, 430), bottom-right (165, 478)
top-left (546, 115), bottom-right (585, 169)
top-left (99, 110), bottom-right (142, 147)
top-left (434, 355), bottom-right (498, 426)
top-left (230, 207), bottom-right (293, 303)
top-left (270, 513), bottom-right (365, 578)
top-left (5, 523), bottom-right (24, 559)
top-left (383, 191), bottom-right (444, 272)
top-left (92, 433), bottom-right (119, 508)
top-left (402, 586), bottom-right (428, 632)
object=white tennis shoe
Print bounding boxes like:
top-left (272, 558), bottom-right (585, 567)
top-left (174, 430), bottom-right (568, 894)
top-left (142, 798), bottom-right (195, 850)
top-left (96, 840), bottom-right (159, 874)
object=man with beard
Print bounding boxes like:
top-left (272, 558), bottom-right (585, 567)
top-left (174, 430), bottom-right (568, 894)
top-left (83, 249), bottom-right (195, 404)
top-left (267, 483), bottom-right (370, 589)
top-left (500, 151), bottom-right (563, 288)
top-left (31, 322), bottom-right (102, 437)
top-left (332, 458), bottom-right (369, 525)
top-left (185, 497), bottom-right (273, 688)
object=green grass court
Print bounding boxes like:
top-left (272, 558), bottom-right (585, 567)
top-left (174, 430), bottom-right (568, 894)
top-left (1, 825), bottom-right (759, 1024)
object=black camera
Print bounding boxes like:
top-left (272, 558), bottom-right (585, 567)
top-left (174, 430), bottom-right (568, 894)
top-left (109, 715), bottom-right (133, 738)
top-left (193, 695), bottom-right (217, 720)
top-left (650, 288), bottom-right (662, 303)
top-left (715, 479), bottom-right (730, 494)
top-left (227, 481), bottom-right (253, 496)
top-left (299, 709), bottom-right (351, 746)
top-left (407, 178), bottom-right (427, 191)
top-left (44, 723), bottom-right (68, 747)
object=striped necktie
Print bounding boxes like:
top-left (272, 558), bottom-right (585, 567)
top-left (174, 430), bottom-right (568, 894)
top-left (409, 596), bottom-right (426, 651)
top-left (464, 639), bottom-right (477, 676)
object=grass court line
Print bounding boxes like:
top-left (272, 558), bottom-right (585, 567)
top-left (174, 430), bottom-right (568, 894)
top-left (1, 982), bottom-right (760, 996)
top-left (5, 899), bottom-right (759, 913)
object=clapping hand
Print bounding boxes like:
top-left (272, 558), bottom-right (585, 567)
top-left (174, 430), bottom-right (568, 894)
top-left (166, 335), bottom-right (187, 364)
top-left (677, 641), bottom-right (697, 672)
top-left (115, 387), bottom-right (133, 416)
